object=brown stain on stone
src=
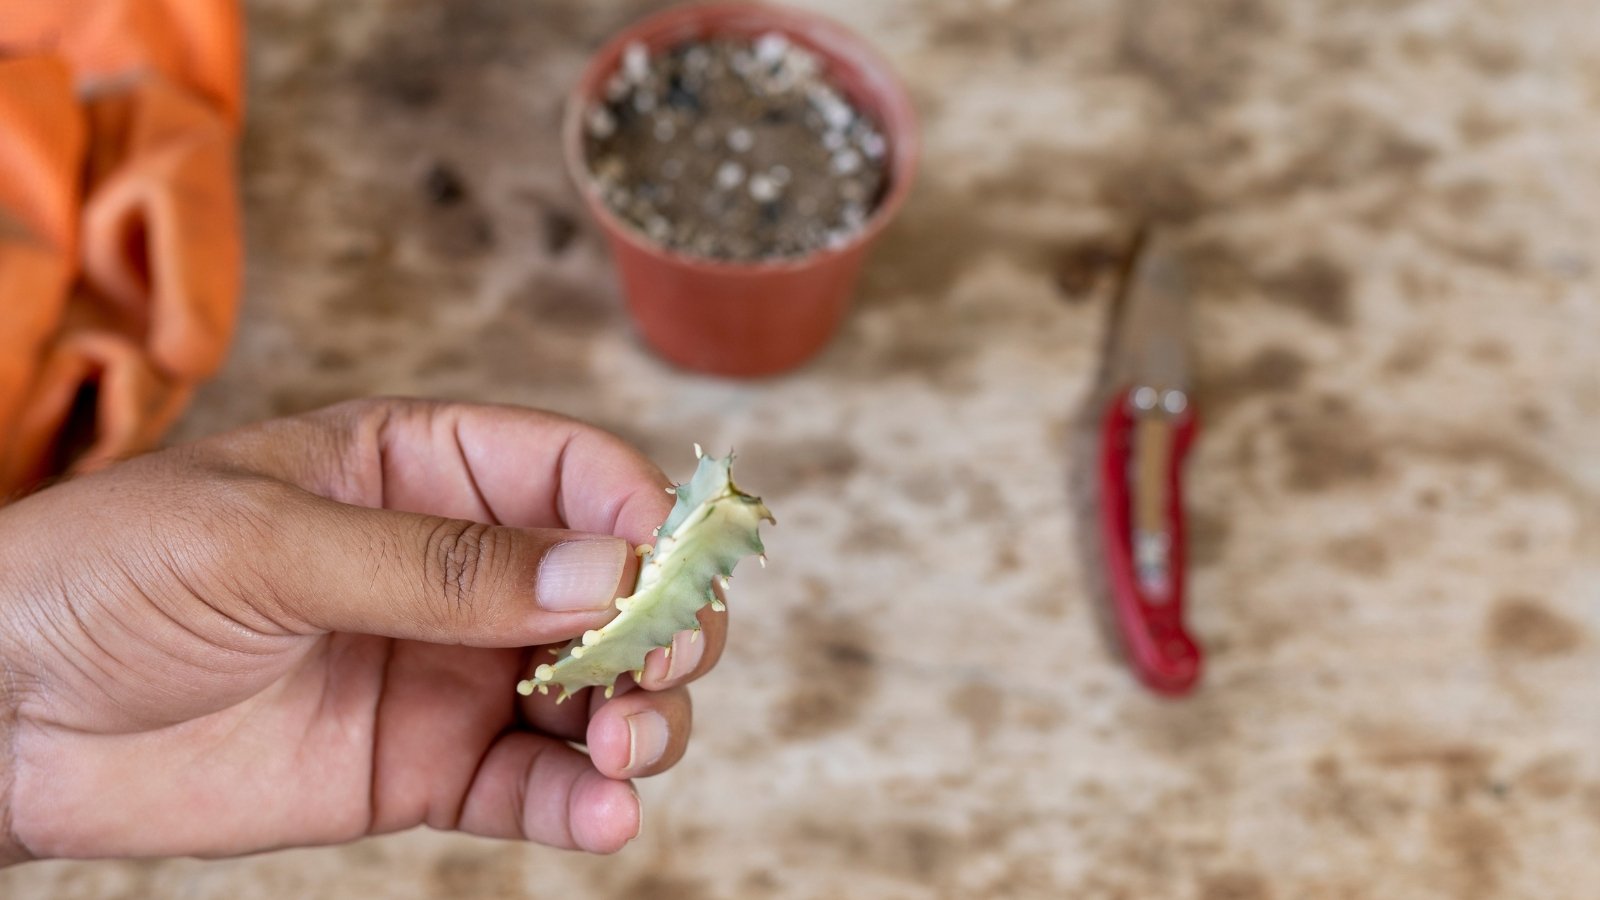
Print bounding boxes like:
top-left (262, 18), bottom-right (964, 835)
top-left (269, 384), bottom-right (362, 418)
top-left (1324, 533), bottom-right (1391, 577)
top-left (963, 479), bottom-right (1006, 520)
top-left (1499, 528), bottom-right (1531, 554)
top-left (1365, 734), bottom-right (1495, 805)
top-left (1183, 235), bottom-right (1258, 299)
top-left (1485, 596), bottom-right (1584, 659)
top-left (471, 313), bottom-right (598, 389)
top-left (889, 824), bottom-right (958, 884)
top-left (1443, 180), bottom-right (1495, 219)
top-left (1304, 754), bottom-right (1411, 837)
top-left (925, 0), bottom-right (1076, 56)
top-left (42, 861), bottom-right (165, 900)
top-left (1382, 339), bottom-right (1433, 377)
top-left (900, 475), bottom-right (945, 507)
top-left (1315, 33), bottom-right (1370, 69)
top-left (1112, 0), bottom-right (1280, 117)
top-left (1410, 431), bottom-right (1579, 496)
top-left (348, 0), bottom-right (602, 113)
top-left (1329, 734), bottom-right (1519, 900)
top-left (1200, 344), bottom-right (1309, 422)
top-left (1517, 754), bottom-right (1579, 800)
top-left (1263, 256), bottom-right (1352, 328)
top-left (1468, 339), bottom-right (1511, 365)
top-left (736, 438), bottom-right (860, 499)
top-left (977, 853), bottom-right (1060, 896)
top-left (541, 207), bottom-right (580, 256)
top-left (417, 345), bottom-right (474, 379)
top-left (772, 592), bottom-right (881, 740)
top-left (428, 845), bottom-right (527, 899)
top-left (508, 271), bottom-right (617, 336)
top-left (857, 177), bottom-right (983, 305)
top-left (873, 328), bottom-right (979, 387)
top-left (739, 869), bottom-right (781, 894)
top-left (1054, 237), bottom-right (1131, 301)
top-left (1016, 695), bottom-right (1067, 732)
top-left (1242, 107), bottom-right (1434, 203)
top-left (946, 681), bottom-right (1003, 743)
top-left (991, 542), bottom-right (1023, 576)
top-left (1097, 159), bottom-right (1207, 226)
top-left (1584, 785), bottom-right (1600, 827)
top-left (1198, 870), bottom-right (1273, 900)
top-left (1430, 809), bottom-right (1515, 900)
top-left (786, 817), bottom-right (958, 888)
top-left (1462, 33), bottom-right (1523, 76)
top-left (322, 242), bottom-right (441, 326)
top-left (1459, 105), bottom-right (1515, 145)
top-left (611, 873), bottom-right (713, 900)
top-left (1516, 403), bottom-right (1550, 432)
top-left (840, 513), bottom-right (908, 557)
top-left (1124, 690), bottom-right (1238, 759)
top-left (1278, 402), bottom-right (1382, 493)
top-left (1187, 506), bottom-right (1232, 569)
top-left (860, 151), bottom-right (1136, 313)
top-left (423, 204), bottom-right (497, 258)
top-left (1423, 228), bottom-right (1527, 274)
top-left (312, 346), bottom-right (358, 372)
top-left (418, 160), bottom-right (497, 257)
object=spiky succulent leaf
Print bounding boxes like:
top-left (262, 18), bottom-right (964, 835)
top-left (517, 449), bottom-right (773, 702)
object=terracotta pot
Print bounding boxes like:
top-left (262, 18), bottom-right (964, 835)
top-left (562, 2), bottom-right (918, 377)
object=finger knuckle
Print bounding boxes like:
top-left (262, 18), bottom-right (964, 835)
top-left (423, 518), bottom-right (507, 629)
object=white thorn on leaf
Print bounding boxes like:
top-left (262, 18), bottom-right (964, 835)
top-left (516, 681), bottom-right (534, 696)
top-left (570, 647), bottom-right (586, 659)
top-left (636, 544), bottom-right (653, 557)
top-left (604, 684), bottom-right (615, 699)
top-left (547, 647), bottom-right (561, 657)
top-left (582, 629), bottom-right (602, 647)
top-left (694, 442), bottom-right (704, 459)
top-left (711, 598), bottom-right (727, 612)
top-left (665, 485), bottom-right (677, 495)
top-left (537, 684), bottom-right (549, 696)
top-left (758, 554), bottom-right (768, 568)
top-left (718, 574), bottom-right (732, 590)
top-left (534, 664), bottom-right (554, 681)
top-left (690, 629), bottom-right (701, 642)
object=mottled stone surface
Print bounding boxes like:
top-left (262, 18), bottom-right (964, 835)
top-left (5, 0), bottom-right (1599, 897)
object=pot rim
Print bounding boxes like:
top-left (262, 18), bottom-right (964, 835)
top-left (560, 1), bottom-right (920, 276)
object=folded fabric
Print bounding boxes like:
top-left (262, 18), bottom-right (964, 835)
top-left (0, 0), bottom-right (242, 498)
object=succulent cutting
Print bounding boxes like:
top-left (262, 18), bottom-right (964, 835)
top-left (518, 446), bottom-right (774, 702)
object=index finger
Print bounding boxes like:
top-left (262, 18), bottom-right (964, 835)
top-left (198, 398), bottom-right (676, 547)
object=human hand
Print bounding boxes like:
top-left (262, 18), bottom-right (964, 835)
top-left (0, 399), bottom-right (726, 863)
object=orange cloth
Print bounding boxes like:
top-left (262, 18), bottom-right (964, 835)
top-left (0, 0), bottom-right (242, 498)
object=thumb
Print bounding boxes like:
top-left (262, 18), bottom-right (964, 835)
top-left (249, 486), bottom-right (634, 646)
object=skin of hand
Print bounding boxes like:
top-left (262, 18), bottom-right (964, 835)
top-left (0, 398), bottom-right (730, 865)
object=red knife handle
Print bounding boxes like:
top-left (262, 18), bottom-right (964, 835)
top-left (1097, 389), bottom-right (1202, 695)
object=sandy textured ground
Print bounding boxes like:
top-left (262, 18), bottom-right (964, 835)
top-left (5, 0), bottom-right (1598, 897)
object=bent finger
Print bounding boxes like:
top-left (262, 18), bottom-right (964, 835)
top-left (454, 731), bottom-right (640, 853)
top-left (636, 602), bottom-right (728, 691)
top-left (585, 684), bottom-right (693, 779)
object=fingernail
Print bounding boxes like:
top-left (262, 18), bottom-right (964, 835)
top-left (665, 629), bottom-right (705, 682)
top-left (625, 711), bottom-right (669, 772)
top-left (537, 538), bottom-right (627, 612)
